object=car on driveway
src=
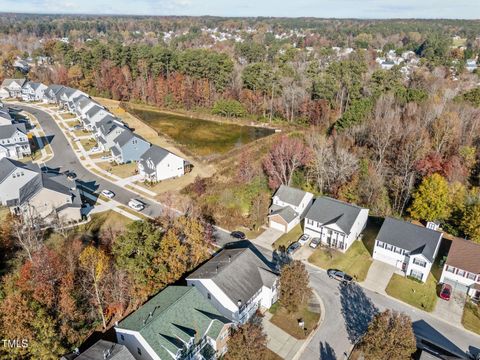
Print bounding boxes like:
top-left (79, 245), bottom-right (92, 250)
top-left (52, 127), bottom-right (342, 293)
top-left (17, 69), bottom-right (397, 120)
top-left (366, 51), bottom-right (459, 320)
top-left (309, 237), bottom-right (321, 249)
top-left (298, 234), bottom-right (310, 246)
top-left (439, 283), bottom-right (452, 301)
top-left (128, 199), bottom-right (145, 211)
top-left (327, 269), bottom-right (353, 285)
top-left (230, 231), bottom-right (246, 240)
top-left (287, 241), bottom-right (301, 255)
top-left (101, 189), bottom-right (115, 199)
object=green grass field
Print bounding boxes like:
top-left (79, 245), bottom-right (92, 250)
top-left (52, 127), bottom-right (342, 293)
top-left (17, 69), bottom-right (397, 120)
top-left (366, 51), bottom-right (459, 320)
top-left (273, 224), bottom-right (303, 250)
top-left (462, 301), bottom-right (480, 334)
top-left (385, 273), bottom-right (438, 312)
top-left (269, 302), bottom-right (320, 340)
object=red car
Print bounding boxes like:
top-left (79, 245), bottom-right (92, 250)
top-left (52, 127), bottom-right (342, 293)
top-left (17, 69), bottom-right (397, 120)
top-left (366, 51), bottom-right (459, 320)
top-left (439, 283), bottom-right (452, 301)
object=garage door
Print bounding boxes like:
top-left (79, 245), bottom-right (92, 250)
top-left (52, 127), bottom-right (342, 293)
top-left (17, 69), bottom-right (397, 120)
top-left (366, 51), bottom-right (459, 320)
top-left (269, 219), bottom-right (286, 233)
top-left (442, 277), bottom-right (469, 294)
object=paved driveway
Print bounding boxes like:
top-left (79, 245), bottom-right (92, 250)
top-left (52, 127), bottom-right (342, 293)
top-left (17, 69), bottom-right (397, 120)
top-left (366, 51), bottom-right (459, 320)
top-left (252, 227), bottom-right (283, 249)
top-left (361, 260), bottom-right (397, 295)
top-left (432, 290), bottom-right (466, 326)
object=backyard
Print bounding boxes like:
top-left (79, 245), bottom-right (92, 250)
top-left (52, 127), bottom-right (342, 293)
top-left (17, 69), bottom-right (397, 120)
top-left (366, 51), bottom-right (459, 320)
top-left (126, 103), bottom-right (274, 157)
top-left (308, 240), bottom-right (373, 282)
top-left (385, 273), bottom-right (438, 312)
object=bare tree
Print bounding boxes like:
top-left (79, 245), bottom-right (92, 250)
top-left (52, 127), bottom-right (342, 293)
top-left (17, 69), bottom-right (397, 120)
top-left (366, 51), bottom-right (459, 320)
top-left (11, 205), bottom-right (46, 261)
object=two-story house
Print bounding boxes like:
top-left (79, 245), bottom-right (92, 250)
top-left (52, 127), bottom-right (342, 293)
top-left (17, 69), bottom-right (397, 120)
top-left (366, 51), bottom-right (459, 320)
top-left (138, 145), bottom-right (186, 183)
top-left (57, 87), bottom-right (86, 112)
top-left (268, 185), bottom-right (314, 233)
top-left (95, 116), bottom-right (129, 151)
top-left (0, 124), bottom-right (31, 160)
top-left (21, 81), bottom-right (47, 102)
top-left (440, 238), bottom-right (480, 299)
top-left (0, 78), bottom-right (26, 98)
top-left (373, 217), bottom-right (443, 283)
top-left (187, 246), bottom-right (278, 324)
top-left (0, 109), bottom-right (13, 126)
top-left (83, 105), bottom-right (110, 130)
top-left (43, 85), bottom-right (65, 104)
top-left (115, 286), bottom-right (232, 360)
top-left (304, 197), bottom-right (369, 252)
top-left (110, 132), bottom-right (150, 164)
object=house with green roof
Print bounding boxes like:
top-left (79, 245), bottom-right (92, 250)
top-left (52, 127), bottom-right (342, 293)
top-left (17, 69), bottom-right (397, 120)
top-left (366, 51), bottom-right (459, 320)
top-left (115, 286), bottom-right (232, 360)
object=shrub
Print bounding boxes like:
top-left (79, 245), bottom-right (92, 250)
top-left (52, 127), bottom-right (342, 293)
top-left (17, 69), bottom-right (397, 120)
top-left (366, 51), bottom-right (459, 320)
top-left (212, 99), bottom-right (247, 118)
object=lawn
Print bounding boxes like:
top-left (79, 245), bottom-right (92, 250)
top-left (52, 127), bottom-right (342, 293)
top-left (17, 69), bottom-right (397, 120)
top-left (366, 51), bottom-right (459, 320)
top-left (273, 224), bottom-right (303, 250)
top-left (61, 113), bottom-right (77, 120)
top-left (269, 302), bottom-right (320, 340)
top-left (462, 301), bottom-right (480, 335)
top-left (385, 273), bottom-right (438, 312)
top-left (97, 162), bottom-right (138, 178)
top-left (308, 240), bottom-right (373, 282)
top-left (80, 138), bottom-right (98, 152)
top-left (126, 103), bottom-right (274, 157)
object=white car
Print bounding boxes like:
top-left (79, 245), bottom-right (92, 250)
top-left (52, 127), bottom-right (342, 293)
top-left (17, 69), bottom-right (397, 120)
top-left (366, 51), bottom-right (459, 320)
top-left (101, 189), bottom-right (115, 199)
top-left (298, 234), bottom-right (310, 246)
top-left (90, 146), bottom-right (101, 153)
top-left (128, 199), bottom-right (145, 211)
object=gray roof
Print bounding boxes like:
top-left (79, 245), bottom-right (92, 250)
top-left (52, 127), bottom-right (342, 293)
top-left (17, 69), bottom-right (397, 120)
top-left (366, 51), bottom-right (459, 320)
top-left (86, 105), bottom-right (104, 118)
top-left (139, 145), bottom-right (171, 171)
top-left (97, 115), bottom-right (123, 136)
top-left (26, 81), bottom-right (45, 91)
top-left (269, 205), bottom-right (298, 223)
top-left (0, 158), bottom-right (38, 183)
top-left (75, 340), bottom-right (135, 360)
top-left (111, 146), bottom-right (121, 156)
top-left (113, 130), bottom-right (135, 147)
top-left (187, 247), bottom-right (277, 308)
top-left (376, 217), bottom-right (442, 262)
top-left (0, 123), bottom-right (27, 140)
top-left (273, 185), bottom-right (310, 207)
top-left (305, 196), bottom-right (366, 234)
top-left (44, 85), bottom-right (64, 100)
top-left (1, 78), bottom-right (26, 88)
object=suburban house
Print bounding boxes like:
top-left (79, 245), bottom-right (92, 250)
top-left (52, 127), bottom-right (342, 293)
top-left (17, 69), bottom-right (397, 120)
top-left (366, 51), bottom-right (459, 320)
top-left (0, 78), bottom-right (27, 98)
top-left (138, 145), bottom-right (186, 183)
top-left (440, 238), bottom-right (480, 299)
top-left (110, 132), bottom-right (150, 164)
top-left (373, 217), bottom-right (443, 283)
top-left (83, 105), bottom-right (111, 130)
top-left (64, 340), bottom-right (135, 360)
top-left (186, 246), bottom-right (278, 324)
top-left (0, 109), bottom-right (13, 125)
top-left (73, 95), bottom-right (100, 118)
top-left (21, 81), bottom-right (47, 101)
top-left (95, 115), bottom-right (129, 151)
top-left (0, 158), bottom-right (82, 222)
top-left (0, 124), bottom-right (31, 160)
top-left (43, 85), bottom-right (65, 104)
top-left (115, 286), bottom-right (232, 360)
top-left (57, 87), bottom-right (86, 112)
top-left (304, 197), bottom-right (369, 252)
top-left (268, 185), bottom-right (313, 233)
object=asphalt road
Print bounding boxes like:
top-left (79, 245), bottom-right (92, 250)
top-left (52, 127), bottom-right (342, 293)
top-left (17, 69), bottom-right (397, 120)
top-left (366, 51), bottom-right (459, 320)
top-left (17, 104), bottom-right (480, 360)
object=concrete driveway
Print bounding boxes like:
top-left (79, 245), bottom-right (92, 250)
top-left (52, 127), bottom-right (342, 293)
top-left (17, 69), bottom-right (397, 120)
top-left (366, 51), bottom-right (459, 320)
top-left (252, 227), bottom-right (283, 249)
top-left (361, 260), bottom-right (397, 295)
top-left (432, 290), bottom-right (466, 326)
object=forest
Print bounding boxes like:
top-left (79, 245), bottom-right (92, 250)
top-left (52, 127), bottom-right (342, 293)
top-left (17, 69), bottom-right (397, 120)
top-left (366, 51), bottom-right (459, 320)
top-left (0, 15), bottom-right (480, 358)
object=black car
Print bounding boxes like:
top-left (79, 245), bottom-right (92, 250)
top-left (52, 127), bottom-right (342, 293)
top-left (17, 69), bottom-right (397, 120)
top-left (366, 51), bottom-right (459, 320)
top-left (327, 269), bottom-right (353, 285)
top-left (230, 231), bottom-right (246, 240)
top-left (287, 241), bottom-right (301, 255)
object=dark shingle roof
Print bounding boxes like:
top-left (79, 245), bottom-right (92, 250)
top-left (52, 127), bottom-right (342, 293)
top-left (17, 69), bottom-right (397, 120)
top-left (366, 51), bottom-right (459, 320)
top-left (117, 286), bottom-right (230, 360)
top-left (1, 78), bottom-right (26, 88)
top-left (0, 158), bottom-right (38, 183)
top-left (76, 340), bottom-right (135, 360)
top-left (445, 238), bottom-right (480, 274)
top-left (270, 205), bottom-right (298, 223)
top-left (376, 217), bottom-right (442, 262)
top-left (273, 185), bottom-right (309, 207)
top-left (0, 123), bottom-right (27, 140)
top-left (187, 247), bottom-right (277, 308)
top-left (305, 196), bottom-right (366, 234)
top-left (139, 145), bottom-right (170, 170)
top-left (113, 130), bottom-right (135, 147)
top-left (85, 105), bottom-right (104, 118)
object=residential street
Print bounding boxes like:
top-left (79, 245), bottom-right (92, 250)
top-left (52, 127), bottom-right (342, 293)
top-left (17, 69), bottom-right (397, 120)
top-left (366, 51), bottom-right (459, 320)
top-left (15, 104), bottom-right (480, 360)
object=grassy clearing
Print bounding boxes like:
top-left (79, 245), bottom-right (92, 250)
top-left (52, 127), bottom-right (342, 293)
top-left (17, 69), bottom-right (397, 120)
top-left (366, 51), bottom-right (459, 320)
top-left (462, 301), bottom-right (480, 334)
top-left (80, 138), bottom-right (98, 152)
top-left (126, 103), bottom-right (274, 157)
top-left (308, 240), bottom-right (372, 282)
top-left (97, 162), bottom-right (138, 178)
top-left (269, 302), bottom-right (320, 340)
top-left (385, 273), bottom-right (438, 312)
top-left (273, 224), bottom-right (303, 250)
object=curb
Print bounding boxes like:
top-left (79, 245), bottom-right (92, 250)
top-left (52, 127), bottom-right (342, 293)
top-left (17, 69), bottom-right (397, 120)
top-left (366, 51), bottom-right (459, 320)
top-left (292, 289), bottom-right (326, 360)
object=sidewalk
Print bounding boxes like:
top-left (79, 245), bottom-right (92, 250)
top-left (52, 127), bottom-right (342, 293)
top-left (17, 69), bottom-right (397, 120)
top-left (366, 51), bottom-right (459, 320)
top-left (263, 312), bottom-right (305, 360)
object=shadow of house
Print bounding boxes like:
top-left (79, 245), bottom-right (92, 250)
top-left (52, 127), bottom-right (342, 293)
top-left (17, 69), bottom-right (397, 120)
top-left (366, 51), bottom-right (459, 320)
top-left (319, 342), bottom-right (337, 360)
top-left (340, 283), bottom-right (379, 343)
top-left (413, 320), bottom-right (469, 359)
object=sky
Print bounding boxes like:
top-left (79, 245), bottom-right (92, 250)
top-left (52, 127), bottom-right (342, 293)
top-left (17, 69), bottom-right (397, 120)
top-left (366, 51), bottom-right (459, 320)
top-left (0, 0), bottom-right (479, 19)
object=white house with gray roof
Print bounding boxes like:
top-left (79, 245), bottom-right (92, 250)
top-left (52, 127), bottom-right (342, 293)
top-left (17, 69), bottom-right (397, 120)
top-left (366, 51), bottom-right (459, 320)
top-left (0, 78), bottom-right (26, 98)
top-left (138, 145), bottom-right (186, 183)
top-left (83, 105), bottom-right (111, 130)
top-left (0, 124), bottom-right (31, 160)
top-left (186, 246), bottom-right (278, 324)
top-left (373, 217), bottom-right (443, 283)
top-left (304, 197), bottom-right (369, 252)
top-left (21, 81), bottom-right (47, 101)
top-left (268, 185), bottom-right (313, 233)
top-left (66, 340), bottom-right (135, 360)
top-left (43, 84), bottom-right (65, 104)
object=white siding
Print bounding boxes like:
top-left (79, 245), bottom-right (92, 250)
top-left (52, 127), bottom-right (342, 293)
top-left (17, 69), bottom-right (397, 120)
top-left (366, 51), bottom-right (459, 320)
top-left (115, 328), bottom-right (161, 360)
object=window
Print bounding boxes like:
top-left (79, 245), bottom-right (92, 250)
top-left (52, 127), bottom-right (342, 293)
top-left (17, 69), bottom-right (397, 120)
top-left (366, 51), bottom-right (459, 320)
top-left (394, 247), bottom-right (403, 254)
top-left (467, 273), bottom-right (476, 281)
top-left (410, 269), bottom-right (423, 281)
top-left (137, 347), bottom-right (142, 356)
top-left (457, 269), bottom-right (466, 277)
top-left (386, 244), bottom-right (393, 251)
top-left (207, 293), bottom-right (211, 300)
top-left (446, 265), bottom-right (455, 273)
top-left (413, 258), bottom-right (427, 268)
top-left (376, 241), bottom-right (384, 248)
top-left (120, 334), bottom-right (124, 341)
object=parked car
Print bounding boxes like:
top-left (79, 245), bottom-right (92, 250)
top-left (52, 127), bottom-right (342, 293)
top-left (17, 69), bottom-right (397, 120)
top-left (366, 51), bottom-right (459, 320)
top-left (128, 199), bottom-right (145, 211)
top-left (90, 146), bottom-right (101, 153)
top-left (309, 237), bottom-right (321, 249)
top-left (287, 242), bottom-right (301, 255)
top-left (439, 283), bottom-right (452, 301)
top-left (101, 189), bottom-right (115, 199)
top-left (327, 269), bottom-right (353, 285)
top-left (298, 234), bottom-right (310, 246)
top-left (230, 231), bottom-right (246, 240)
